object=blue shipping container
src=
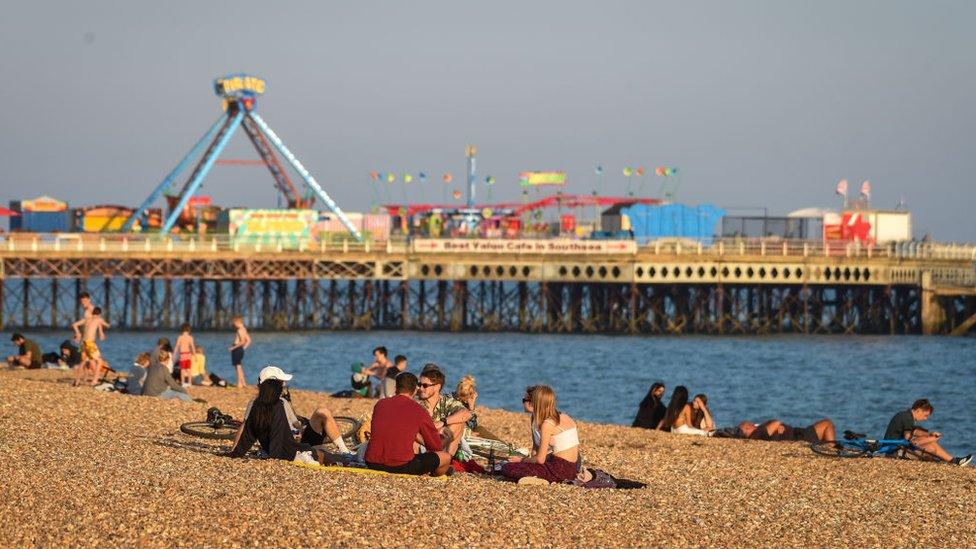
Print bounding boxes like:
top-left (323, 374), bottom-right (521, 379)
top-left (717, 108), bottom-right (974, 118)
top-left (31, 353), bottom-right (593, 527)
top-left (622, 203), bottom-right (725, 243)
top-left (10, 211), bottom-right (72, 232)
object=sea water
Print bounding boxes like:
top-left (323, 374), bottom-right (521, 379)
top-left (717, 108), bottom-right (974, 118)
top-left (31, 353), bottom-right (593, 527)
top-left (12, 329), bottom-right (976, 456)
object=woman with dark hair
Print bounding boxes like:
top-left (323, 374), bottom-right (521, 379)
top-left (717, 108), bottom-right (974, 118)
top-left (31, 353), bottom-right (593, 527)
top-left (658, 386), bottom-right (713, 436)
top-left (229, 366), bottom-right (351, 463)
top-left (690, 394), bottom-right (715, 432)
top-left (632, 382), bottom-right (666, 429)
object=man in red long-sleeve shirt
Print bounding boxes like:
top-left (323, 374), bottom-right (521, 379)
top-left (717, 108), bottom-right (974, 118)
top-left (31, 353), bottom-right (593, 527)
top-left (365, 372), bottom-right (451, 476)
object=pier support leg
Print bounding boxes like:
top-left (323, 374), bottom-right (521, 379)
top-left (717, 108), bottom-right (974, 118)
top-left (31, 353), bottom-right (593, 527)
top-left (921, 271), bottom-right (947, 335)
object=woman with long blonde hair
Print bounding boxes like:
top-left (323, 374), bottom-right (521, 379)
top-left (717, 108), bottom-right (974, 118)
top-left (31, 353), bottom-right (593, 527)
top-left (501, 385), bottom-right (580, 484)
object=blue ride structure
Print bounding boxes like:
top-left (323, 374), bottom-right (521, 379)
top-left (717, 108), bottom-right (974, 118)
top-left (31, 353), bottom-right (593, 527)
top-left (124, 74), bottom-right (362, 241)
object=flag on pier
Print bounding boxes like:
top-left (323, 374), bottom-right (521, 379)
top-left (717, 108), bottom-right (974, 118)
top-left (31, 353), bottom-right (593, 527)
top-left (836, 179), bottom-right (848, 196)
top-left (860, 180), bottom-right (871, 198)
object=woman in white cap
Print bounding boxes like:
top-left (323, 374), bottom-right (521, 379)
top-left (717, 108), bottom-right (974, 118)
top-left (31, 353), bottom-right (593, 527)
top-left (228, 365), bottom-right (352, 463)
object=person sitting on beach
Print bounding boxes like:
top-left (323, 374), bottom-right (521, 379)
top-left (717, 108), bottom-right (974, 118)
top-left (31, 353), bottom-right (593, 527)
top-left (690, 394), bottom-right (716, 432)
top-left (416, 363), bottom-right (473, 456)
top-left (364, 372), bottom-right (452, 476)
top-left (190, 345), bottom-right (211, 386)
top-left (126, 352), bottom-right (151, 396)
top-left (7, 333), bottom-right (42, 370)
top-left (501, 385), bottom-right (581, 484)
top-left (738, 418), bottom-right (836, 443)
top-left (140, 350), bottom-right (192, 402)
top-left (57, 340), bottom-right (82, 370)
top-left (884, 399), bottom-right (972, 466)
top-left (632, 382), bottom-right (666, 430)
top-left (657, 386), bottom-right (713, 436)
top-left (362, 346), bottom-right (393, 398)
top-left (229, 366), bottom-right (352, 463)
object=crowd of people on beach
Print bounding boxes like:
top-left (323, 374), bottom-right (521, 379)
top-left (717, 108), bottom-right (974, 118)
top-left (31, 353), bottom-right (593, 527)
top-left (631, 381), bottom-right (972, 466)
top-left (4, 289), bottom-right (972, 481)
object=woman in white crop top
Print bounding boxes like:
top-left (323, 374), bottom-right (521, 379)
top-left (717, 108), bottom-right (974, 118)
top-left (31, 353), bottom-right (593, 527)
top-left (501, 385), bottom-right (580, 483)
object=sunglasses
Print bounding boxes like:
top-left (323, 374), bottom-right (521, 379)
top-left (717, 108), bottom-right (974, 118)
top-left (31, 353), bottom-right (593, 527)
top-left (417, 382), bottom-right (437, 389)
top-left (522, 397), bottom-right (531, 403)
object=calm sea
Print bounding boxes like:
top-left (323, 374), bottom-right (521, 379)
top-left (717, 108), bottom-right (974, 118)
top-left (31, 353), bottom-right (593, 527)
top-left (10, 329), bottom-right (976, 456)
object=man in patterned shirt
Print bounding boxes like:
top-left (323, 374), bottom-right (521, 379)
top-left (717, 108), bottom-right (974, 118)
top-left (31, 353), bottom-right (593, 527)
top-left (415, 363), bottom-right (473, 456)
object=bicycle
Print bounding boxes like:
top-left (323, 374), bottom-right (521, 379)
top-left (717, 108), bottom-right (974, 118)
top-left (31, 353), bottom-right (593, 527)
top-left (180, 408), bottom-right (243, 440)
top-left (179, 407), bottom-right (361, 444)
top-left (810, 430), bottom-right (944, 462)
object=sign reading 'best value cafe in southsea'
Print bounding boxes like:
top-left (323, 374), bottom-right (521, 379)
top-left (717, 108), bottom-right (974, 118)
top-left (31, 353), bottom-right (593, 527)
top-left (412, 239), bottom-right (636, 255)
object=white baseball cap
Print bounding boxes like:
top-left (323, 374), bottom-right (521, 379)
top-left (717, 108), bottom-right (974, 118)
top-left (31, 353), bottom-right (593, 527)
top-left (258, 365), bottom-right (293, 384)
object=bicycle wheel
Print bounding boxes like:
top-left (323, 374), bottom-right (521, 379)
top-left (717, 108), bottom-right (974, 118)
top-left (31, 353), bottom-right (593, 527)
top-left (180, 420), bottom-right (242, 440)
top-left (810, 440), bottom-right (871, 458)
top-left (901, 446), bottom-right (946, 463)
top-left (333, 416), bottom-right (360, 442)
top-left (468, 436), bottom-right (524, 459)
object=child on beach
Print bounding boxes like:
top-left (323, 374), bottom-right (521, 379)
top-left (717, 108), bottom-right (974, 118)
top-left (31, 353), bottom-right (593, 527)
top-left (229, 316), bottom-right (251, 388)
top-left (190, 345), bottom-right (211, 386)
top-left (174, 323), bottom-right (196, 387)
top-left (71, 307), bottom-right (111, 386)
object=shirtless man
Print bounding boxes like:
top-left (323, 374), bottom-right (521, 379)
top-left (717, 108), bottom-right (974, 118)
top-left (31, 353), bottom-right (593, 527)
top-left (174, 323), bottom-right (197, 387)
top-left (71, 306), bottom-right (111, 386)
top-left (228, 316), bottom-right (251, 388)
top-left (362, 346), bottom-right (393, 398)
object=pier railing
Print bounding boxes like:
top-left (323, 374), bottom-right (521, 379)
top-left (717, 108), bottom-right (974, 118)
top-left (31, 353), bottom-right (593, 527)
top-left (2, 233), bottom-right (975, 261)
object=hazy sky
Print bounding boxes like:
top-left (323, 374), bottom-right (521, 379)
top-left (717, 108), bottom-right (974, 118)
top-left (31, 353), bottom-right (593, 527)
top-left (1, 1), bottom-right (974, 240)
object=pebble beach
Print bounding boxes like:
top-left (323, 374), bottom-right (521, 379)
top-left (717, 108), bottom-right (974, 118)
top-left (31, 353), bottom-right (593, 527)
top-left (2, 369), bottom-right (974, 547)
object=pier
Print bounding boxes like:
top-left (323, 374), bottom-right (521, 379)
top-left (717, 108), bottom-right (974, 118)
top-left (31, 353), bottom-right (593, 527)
top-left (1, 235), bottom-right (974, 335)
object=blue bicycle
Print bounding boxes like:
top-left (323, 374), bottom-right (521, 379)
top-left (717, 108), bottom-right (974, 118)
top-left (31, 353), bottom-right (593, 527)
top-left (810, 430), bottom-right (944, 462)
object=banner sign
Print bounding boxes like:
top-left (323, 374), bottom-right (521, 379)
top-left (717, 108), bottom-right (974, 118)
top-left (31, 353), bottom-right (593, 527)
top-left (412, 239), bottom-right (636, 254)
top-left (518, 171), bottom-right (566, 186)
top-left (228, 209), bottom-right (315, 247)
top-left (21, 195), bottom-right (67, 212)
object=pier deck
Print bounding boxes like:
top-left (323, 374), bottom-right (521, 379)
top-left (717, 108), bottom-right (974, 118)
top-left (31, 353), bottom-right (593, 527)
top-left (1, 235), bottom-right (973, 335)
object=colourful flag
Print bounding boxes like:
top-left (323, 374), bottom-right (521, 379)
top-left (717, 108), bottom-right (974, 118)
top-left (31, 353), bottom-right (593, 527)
top-left (836, 179), bottom-right (848, 196)
top-left (622, 167), bottom-right (633, 177)
top-left (860, 180), bottom-right (871, 198)
top-left (519, 171), bottom-right (567, 186)
top-left (404, 174), bottom-right (413, 183)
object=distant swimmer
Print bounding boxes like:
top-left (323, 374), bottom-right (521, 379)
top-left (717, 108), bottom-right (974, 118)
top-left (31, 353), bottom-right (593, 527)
top-left (228, 316), bottom-right (251, 388)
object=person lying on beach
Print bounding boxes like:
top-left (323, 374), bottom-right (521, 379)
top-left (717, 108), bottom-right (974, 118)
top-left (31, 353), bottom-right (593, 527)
top-left (657, 386), bottom-right (713, 436)
top-left (364, 372), bottom-right (452, 476)
top-left (884, 399), bottom-right (972, 466)
top-left (229, 366), bottom-right (352, 464)
top-left (502, 385), bottom-right (581, 484)
top-left (632, 382), bottom-right (666, 430)
top-left (738, 418), bottom-right (836, 443)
